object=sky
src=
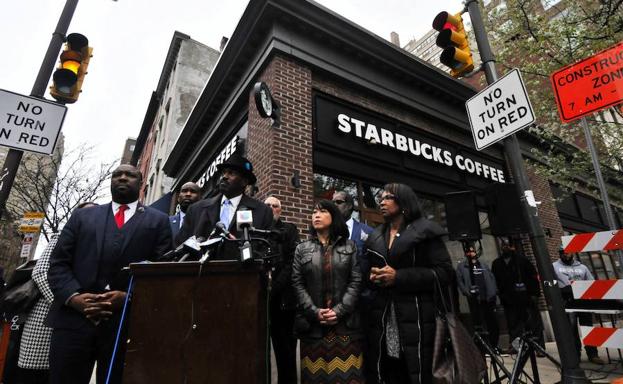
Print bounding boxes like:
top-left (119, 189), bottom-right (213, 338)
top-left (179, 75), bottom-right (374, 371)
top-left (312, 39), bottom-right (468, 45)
top-left (1, 0), bottom-right (459, 256)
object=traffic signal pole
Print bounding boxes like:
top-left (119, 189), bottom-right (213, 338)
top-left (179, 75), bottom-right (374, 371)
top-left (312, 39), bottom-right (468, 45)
top-left (465, 1), bottom-right (591, 382)
top-left (0, 0), bottom-right (78, 220)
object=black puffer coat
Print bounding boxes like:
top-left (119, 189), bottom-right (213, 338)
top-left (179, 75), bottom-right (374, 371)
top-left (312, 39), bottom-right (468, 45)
top-left (364, 218), bottom-right (454, 384)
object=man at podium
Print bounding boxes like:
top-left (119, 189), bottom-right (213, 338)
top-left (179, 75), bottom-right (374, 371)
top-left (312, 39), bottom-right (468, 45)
top-left (176, 155), bottom-right (273, 260)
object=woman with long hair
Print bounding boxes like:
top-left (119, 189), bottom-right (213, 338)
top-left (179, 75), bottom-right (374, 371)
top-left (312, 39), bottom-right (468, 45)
top-left (292, 199), bottom-right (364, 384)
top-left (365, 183), bottom-right (454, 384)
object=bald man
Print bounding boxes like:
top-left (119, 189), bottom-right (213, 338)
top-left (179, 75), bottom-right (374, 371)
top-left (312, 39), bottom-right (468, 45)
top-left (264, 196), bottom-right (299, 384)
top-left (47, 164), bottom-right (172, 384)
top-left (170, 182), bottom-right (201, 239)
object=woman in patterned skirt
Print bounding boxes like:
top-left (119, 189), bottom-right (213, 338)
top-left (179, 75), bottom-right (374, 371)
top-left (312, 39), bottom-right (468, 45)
top-left (292, 199), bottom-right (364, 384)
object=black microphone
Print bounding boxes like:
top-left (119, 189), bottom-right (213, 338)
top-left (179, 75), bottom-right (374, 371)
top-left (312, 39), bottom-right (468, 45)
top-left (215, 222), bottom-right (232, 238)
top-left (160, 236), bottom-right (203, 261)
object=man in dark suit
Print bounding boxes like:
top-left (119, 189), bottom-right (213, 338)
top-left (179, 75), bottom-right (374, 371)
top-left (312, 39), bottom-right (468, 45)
top-left (177, 155), bottom-right (273, 260)
top-left (264, 196), bottom-right (299, 384)
top-left (169, 181), bottom-right (201, 239)
top-left (47, 164), bottom-right (172, 384)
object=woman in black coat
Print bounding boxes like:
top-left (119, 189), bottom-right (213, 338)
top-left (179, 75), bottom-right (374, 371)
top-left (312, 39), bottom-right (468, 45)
top-left (365, 183), bottom-right (454, 384)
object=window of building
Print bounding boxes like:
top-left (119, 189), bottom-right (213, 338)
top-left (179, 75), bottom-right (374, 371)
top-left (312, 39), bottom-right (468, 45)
top-left (576, 194), bottom-right (602, 224)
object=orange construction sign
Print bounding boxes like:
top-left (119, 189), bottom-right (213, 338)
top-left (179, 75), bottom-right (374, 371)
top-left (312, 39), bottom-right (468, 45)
top-left (551, 42), bottom-right (623, 123)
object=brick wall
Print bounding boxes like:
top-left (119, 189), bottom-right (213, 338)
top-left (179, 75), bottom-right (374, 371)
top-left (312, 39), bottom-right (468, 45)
top-left (247, 55), bottom-right (314, 238)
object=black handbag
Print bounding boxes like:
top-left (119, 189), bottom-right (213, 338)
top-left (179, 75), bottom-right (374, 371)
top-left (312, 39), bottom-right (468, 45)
top-left (0, 260), bottom-right (41, 320)
top-left (432, 271), bottom-right (486, 384)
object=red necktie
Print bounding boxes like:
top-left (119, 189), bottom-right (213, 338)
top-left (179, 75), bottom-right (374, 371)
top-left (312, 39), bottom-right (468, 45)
top-left (115, 204), bottom-right (129, 229)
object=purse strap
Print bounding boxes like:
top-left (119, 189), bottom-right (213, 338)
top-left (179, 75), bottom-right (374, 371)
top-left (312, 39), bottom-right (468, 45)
top-left (432, 270), bottom-right (450, 316)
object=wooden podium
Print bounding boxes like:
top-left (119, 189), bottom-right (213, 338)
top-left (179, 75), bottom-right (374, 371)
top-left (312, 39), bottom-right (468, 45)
top-left (122, 261), bottom-right (268, 384)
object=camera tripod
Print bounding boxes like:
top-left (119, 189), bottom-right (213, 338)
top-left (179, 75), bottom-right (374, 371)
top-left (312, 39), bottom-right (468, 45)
top-left (475, 329), bottom-right (561, 384)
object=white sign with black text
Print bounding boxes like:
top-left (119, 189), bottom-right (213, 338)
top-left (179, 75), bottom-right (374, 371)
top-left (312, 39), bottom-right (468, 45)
top-left (0, 89), bottom-right (67, 155)
top-left (465, 69), bottom-right (535, 151)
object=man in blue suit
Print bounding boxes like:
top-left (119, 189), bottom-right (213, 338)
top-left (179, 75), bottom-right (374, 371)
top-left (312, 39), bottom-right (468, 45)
top-left (169, 181), bottom-right (201, 240)
top-left (332, 190), bottom-right (373, 269)
top-left (47, 164), bottom-right (172, 384)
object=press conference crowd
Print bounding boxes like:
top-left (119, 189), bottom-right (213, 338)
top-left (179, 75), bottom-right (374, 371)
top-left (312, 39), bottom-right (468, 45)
top-left (0, 155), bottom-right (604, 384)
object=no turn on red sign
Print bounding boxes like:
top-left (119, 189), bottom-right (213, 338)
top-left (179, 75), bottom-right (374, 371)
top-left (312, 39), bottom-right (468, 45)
top-left (0, 89), bottom-right (66, 155)
top-left (551, 42), bottom-right (623, 123)
top-left (466, 69), bottom-right (536, 151)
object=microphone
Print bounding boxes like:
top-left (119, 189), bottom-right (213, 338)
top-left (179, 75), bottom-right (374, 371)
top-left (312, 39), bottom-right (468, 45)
top-left (215, 221), bottom-right (233, 238)
top-left (160, 236), bottom-right (203, 261)
top-left (236, 210), bottom-right (253, 262)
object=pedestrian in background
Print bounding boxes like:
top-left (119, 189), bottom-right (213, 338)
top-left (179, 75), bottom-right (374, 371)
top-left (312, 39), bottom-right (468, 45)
top-left (456, 242), bottom-right (499, 349)
top-left (365, 183), bottom-right (454, 384)
top-left (292, 200), bottom-right (364, 384)
top-left (553, 247), bottom-right (604, 364)
top-left (491, 238), bottom-right (544, 352)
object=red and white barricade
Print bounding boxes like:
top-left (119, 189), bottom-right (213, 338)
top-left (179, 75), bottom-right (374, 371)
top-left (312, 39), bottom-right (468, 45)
top-left (561, 230), bottom-right (623, 254)
top-left (571, 280), bottom-right (623, 300)
top-left (580, 326), bottom-right (623, 348)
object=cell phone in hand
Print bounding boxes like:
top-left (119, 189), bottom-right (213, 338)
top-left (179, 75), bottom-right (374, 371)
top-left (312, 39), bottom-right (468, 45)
top-left (367, 249), bottom-right (388, 268)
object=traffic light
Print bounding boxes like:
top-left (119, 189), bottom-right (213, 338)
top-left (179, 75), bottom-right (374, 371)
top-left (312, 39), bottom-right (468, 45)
top-left (50, 33), bottom-right (92, 103)
top-left (432, 11), bottom-right (474, 78)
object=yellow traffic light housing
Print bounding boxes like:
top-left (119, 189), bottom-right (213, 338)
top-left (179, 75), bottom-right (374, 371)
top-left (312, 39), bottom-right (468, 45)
top-left (432, 11), bottom-right (474, 78)
top-left (50, 33), bottom-right (92, 104)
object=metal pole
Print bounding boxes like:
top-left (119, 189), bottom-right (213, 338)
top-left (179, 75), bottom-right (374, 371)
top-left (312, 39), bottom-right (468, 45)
top-left (465, 0), bottom-right (590, 382)
top-left (0, 0), bottom-right (79, 220)
top-left (580, 116), bottom-right (623, 271)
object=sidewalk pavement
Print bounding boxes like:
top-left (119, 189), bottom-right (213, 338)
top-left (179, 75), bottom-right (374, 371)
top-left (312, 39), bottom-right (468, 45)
top-left (493, 342), bottom-right (623, 384)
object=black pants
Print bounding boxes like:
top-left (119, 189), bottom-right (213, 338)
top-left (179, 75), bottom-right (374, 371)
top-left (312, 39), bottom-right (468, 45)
top-left (380, 353), bottom-right (411, 384)
top-left (503, 299), bottom-right (544, 347)
top-left (49, 318), bottom-right (126, 384)
top-left (468, 298), bottom-right (500, 348)
top-left (270, 302), bottom-right (297, 384)
top-left (15, 368), bottom-right (49, 384)
top-left (570, 312), bottom-right (599, 359)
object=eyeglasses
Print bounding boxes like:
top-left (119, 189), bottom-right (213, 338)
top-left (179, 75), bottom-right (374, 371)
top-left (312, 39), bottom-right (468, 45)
top-left (376, 194), bottom-right (396, 204)
top-left (266, 203), bottom-right (280, 208)
top-left (333, 199), bottom-right (346, 205)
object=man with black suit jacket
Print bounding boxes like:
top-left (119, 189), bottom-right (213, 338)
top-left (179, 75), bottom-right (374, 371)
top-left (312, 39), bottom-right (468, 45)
top-left (47, 164), bottom-right (172, 384)
top-left (169, 181), bottom-right (201, 240)
top-left (177, 154), bottom-right (273, 260)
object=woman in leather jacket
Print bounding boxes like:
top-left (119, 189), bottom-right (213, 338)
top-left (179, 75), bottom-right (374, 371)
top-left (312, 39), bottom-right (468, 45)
top-left (365, 183), bottom-right (454, 384)
top-left (292, 199), bottom-right (364, 384)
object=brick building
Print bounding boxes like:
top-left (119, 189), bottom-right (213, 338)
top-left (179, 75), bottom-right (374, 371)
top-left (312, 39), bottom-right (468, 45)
top-left (162, 0), bottom-right (622, 340)
top-left (132, 31), bottom-right (220, 205)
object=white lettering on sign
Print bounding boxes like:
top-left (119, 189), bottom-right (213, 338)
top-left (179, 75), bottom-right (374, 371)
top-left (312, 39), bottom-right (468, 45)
top-left (466, 69), bottom-right (535, 151)
top-left (0, 89), bottom-right (67, 155)
top-left (196, 136), bottom-right (239, 188)
top-left (336, 113), bottom-right (505, 182)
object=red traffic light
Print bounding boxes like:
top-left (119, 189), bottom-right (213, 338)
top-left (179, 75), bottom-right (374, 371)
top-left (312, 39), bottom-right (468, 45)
top-left (432, 11), bottom-right (473, 78)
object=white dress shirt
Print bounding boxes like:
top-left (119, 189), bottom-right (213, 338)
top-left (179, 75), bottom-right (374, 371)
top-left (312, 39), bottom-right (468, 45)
top-left (178, 210), bottom-right (186, 228)
top-left (346, 217), bottom-right (354, 238)
top-left (111, 200), bottom-right (139, 224)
